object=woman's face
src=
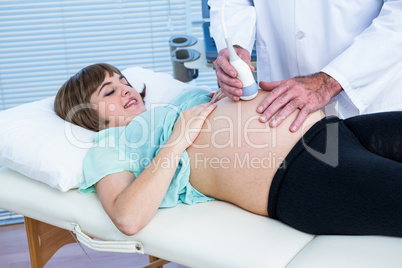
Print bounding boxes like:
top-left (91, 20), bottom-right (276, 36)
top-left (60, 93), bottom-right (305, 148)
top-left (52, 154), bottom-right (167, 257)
top-left (90, 72), bottom-right (146, 129)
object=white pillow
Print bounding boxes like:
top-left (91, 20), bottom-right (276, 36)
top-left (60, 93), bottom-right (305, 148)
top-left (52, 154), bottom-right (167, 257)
top-left (0, 66), bottom-right (211, 192)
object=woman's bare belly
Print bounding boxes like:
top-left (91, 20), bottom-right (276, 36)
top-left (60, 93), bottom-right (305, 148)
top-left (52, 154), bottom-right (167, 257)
top-left (187, 90), bottom-right (325, 216)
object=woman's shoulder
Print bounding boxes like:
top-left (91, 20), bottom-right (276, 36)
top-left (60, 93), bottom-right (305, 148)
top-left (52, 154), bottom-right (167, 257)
top-left (94, 126), bottom-right (127, 144)
top-left (169, 87), bottom-right (211, 105)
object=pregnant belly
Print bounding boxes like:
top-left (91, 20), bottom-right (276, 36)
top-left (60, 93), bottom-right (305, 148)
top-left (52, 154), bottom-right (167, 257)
top-left (186, 90), bottom-right (324, 215)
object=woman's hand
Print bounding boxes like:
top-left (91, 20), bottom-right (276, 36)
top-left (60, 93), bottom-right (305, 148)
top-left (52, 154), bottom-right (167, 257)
top-left (97, 102), bottom-right (216, 236)
top-left (169, 102), bottom-right (217, 151)
top-left (209, 88), bottom-right (227, 103)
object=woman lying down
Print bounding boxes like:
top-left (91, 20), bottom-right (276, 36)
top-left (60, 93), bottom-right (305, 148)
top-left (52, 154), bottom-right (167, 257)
top-left (55, 63), bottom-right (402, 237)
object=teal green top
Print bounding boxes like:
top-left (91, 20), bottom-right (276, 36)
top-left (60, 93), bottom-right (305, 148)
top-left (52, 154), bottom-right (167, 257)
top-left (80, 88), bottom-right (216, 208)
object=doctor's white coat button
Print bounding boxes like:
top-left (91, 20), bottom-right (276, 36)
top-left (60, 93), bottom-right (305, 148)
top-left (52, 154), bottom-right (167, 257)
top-left (135, 243), bottom-right (142, 251)
top-left (296, 31), bottom-right (305, 39)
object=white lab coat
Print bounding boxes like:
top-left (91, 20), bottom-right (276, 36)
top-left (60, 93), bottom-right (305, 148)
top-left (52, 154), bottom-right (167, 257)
top-left (208, 0), bottom-right (402, 118)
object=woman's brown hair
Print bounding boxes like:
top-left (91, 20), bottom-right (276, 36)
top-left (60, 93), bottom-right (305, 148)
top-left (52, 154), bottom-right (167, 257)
top-left (54, 63), bottom-right (146, 131)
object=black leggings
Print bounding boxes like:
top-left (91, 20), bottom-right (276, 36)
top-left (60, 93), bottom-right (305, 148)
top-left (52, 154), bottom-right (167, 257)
top-left (268, 112), bottom-right (402, 237)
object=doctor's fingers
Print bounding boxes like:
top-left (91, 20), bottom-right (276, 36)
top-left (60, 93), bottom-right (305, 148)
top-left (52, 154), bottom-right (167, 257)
top-left (214, 67), bottom-right (241, 101)
top-left (257, 81), bottom-right (293, 120)
top-left (259, 94), bottom-right (310, 132)
top-left (214, 63), bottom-right (241, 101)
top-left (289, 108), bottom-right (313, 132)
top-left (268, 97), bottom-right (311, 132)
top-left (257, 80), bottom-right (294, 113)
top-left (215, 49), bottom-right (235, 76)
top-left (235, 48), bottom-right (254, 72)
top-left (258, 86), bottom-right (324, 131)
top-left (257, 84), bottom-right (315, 130)
top-left (259, 80), bottom-right (283, 92)
top-left (216, 47), bottom-right (254, 77)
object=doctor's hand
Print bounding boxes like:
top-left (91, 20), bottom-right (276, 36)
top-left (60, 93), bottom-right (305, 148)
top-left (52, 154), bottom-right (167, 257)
top-left (214, 46), bottom-right (254, 101)
top-left (257, 72), bottom-right (342, 132)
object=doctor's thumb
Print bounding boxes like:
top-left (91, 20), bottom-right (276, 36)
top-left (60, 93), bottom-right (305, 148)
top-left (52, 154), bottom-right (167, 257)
top-left (259, 81), bottom-right (282, 91)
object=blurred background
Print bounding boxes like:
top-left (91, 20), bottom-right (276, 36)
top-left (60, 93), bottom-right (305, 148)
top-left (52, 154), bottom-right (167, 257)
top-left (0, 0), bottom-right (218, 111)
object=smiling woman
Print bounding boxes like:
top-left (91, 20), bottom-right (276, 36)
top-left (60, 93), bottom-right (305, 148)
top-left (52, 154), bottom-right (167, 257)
top-left (90, 73), bottom-right (147, 129)
top-left (54, 63), bottom-right (147, 132)
top-left (54, 63), bottom-right (402, 239)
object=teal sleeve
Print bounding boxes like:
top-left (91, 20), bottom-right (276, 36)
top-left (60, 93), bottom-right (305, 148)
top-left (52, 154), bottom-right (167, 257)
top-left (80, 145), bottom-right (134, 193)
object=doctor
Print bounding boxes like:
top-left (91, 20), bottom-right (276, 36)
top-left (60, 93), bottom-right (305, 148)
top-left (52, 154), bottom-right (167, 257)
top-left (208, 0), bottom-right (402, 132)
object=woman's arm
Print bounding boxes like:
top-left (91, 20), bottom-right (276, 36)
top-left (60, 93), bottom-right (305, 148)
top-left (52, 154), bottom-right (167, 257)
top-left (95, 102), bottom-right (217, 236)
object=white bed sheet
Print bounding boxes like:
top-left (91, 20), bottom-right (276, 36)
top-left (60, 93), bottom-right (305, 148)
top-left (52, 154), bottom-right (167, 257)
top-left (2, 166), bottom-right (402, 267)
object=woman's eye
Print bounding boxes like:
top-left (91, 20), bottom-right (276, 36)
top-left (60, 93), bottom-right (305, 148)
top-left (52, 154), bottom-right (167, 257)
top-left (121, 78), bottom-right (132, 88)
top-left (105, 90), bottom-right (114, 97)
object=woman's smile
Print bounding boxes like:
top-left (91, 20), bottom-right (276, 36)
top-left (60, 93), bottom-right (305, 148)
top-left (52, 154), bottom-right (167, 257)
top-left (124, 97), bottom-right (139, 109)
